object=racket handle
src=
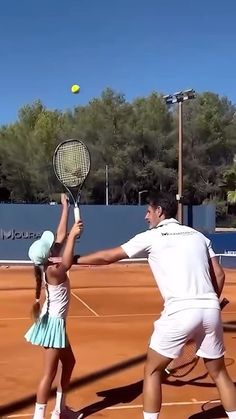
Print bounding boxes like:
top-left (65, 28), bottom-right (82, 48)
top-left (220, 297), bottom-right (229, 310)
top-left (74, 206), bottom-right (81, 221)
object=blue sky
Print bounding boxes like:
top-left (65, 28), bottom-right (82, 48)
top-left (0, 0), bottom-right (236, 125)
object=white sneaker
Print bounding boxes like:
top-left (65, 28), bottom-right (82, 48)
top-left (50, 407), bottom-right (83, 419)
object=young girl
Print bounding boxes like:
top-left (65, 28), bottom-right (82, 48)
top-left (25, 194), bottom-right (83, 419)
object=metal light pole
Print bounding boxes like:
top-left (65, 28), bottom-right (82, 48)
top-left (138, 189), bottom-right (148, 205)
top-left (178, 101), bottom-right (183, 223)
top-left (163, 89), bottom-right (196, 223)
top-left (105, 164), bottom-right (109, 205)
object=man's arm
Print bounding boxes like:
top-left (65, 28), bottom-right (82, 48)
top-left (209, 256), bottom-right (225, 297)
top-left (76, 246), bottom-right (128, 265)
top-left (76, 230), bottom-right (151, 265)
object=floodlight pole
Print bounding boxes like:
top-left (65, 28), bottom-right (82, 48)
top-left (138, 190), bottom-right (148, 205)
top-left (105, 165), bottom-right (109, 205)
top-left (178, 101), bottom-right (183, 223)
top-left (163, 89), bottom-right (196, 224)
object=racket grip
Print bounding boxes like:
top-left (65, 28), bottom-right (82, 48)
top-left (74, 206), bottom-right (81, 221)
top-left (220, 297), bottom-right (229, 310)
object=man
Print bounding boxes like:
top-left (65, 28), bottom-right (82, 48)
top-left (77, 191), bottom-right (236, 419)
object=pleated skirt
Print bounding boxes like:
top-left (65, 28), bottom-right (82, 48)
top-left (25, 314), bottom-right (68, 348)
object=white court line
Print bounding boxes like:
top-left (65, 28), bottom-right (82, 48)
top-left (1, 310), bottom-right (236, 321)
top-left (0, 317), bottom-right (30, 321)
top-left (75, 313), bottom-right (157, 318)
top-left (2, 310), bottom-right (236, 321)
top-left (71, 291), bottom-right (99, 317)
top-left (0, 313), bottom-right (158, 321)
top-left (106, 399), bottom-right (221, 408)
top-left (222, 311), bottom-right (236, 314)
top-left (3, 399), bottom-right (221, 417)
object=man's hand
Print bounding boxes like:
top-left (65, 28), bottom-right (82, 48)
top-left (209, 257), bottom-right (225, 297)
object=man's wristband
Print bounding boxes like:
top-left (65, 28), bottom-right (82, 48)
top-left (72, 255), bottom-right (80, 264)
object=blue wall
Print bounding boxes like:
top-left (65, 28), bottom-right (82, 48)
top-left (0, 203), bottom-right (229, 262)
top-left (183, 204), bottom-right (216, 233)
top-left (0, 204), bottom-right (146, 260)
top-left (207, 232), bottom-right (236, 254)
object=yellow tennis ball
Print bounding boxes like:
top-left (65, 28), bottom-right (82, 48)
top-left (71, 84), bottom-right (80, 94)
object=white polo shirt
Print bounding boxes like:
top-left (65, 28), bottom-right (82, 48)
top-left (121, 218), bottom-right (219, 314)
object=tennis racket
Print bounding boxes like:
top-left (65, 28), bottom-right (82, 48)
top-left (53, 139), bottom-right (91, 221)
top-left (165, 297), bottom-right (229, 378)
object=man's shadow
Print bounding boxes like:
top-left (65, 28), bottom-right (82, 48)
top-left (71, 369), bottom-right (234, 418)
top-left (188, 404), bottom-right (227, 418)
top-left (71, 373), bottom-right (210, 417)
top-left (74, 380), bottom-right (143, 418)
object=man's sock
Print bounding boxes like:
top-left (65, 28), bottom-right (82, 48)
top-left (226, 411), bottom-right (236, 419)
top-left (143, 412), bottom-right (159, 419)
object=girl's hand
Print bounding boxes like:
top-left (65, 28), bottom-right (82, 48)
top-left (61, 193), bottom-right (69, 207)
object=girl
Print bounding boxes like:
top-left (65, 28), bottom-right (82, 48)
top-left (25, 194), bottom-right (83, 419)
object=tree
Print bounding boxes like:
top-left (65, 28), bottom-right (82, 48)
top-left (0, 101), bottom-right (68, 202)
top-left (178, 92), bottom-right (236, 203)
top-left (227, 190), bottom-right (236, 204)
top-left (0, 89), bottom-right (236, 208)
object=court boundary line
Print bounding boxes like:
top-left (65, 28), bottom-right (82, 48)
top-left (1, 310), bottom-right (236, 321)
top-left (71, 291), bottom-right (100, 317)
top-left (0, 313), bottom-right (158, 321)
top-left (2, 399), bottom-right (221, 417)
top-left (1, 309), bottom-right (236, 322)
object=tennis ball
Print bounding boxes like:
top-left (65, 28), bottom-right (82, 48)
top-left (71, 84), bottom-right (80, 94)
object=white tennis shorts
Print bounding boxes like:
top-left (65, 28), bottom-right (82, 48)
top-left (149, 307), bottom-right (225, 359)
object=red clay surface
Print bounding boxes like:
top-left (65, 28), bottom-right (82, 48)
top-left (0, 264), bottom-right (236, 419)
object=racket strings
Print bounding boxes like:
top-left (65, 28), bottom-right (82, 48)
top-left (166, 341), bottom-right (198, 377)
top-left (54, 142), bottom-right (90, 188)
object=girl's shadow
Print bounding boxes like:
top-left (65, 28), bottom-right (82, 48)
top-left (76, 380), bottom-right (143, 417)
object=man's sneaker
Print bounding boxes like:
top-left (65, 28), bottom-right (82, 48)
top-left (50, 407), bottom-right (83, 419)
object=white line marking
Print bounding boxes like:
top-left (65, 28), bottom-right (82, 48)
top-left (0, 317), bottom-right (30, 321)
top-left (3, 415), bottom-right (31, 418)
top-left (0, 313), bottom-right (157, 321)
top-left (3, 415), bottom-right (32, 418)
top-left (223, 311), bottom-right (236, 315)
top-left (2, 399), bottom-right (221, 417)
top-left (79, 313), bottom-right (157, 318)
top-left (2, 310), bottom-right (236, 321)
top-left (68, 313), bottom-right (157, 319)
top-left (71, 291), bottom-right (99, 317)
top-left (107, 399), bottom-right (221, 408)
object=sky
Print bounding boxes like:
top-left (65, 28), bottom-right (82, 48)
top-left (0, 0), bottom-right (236, 125)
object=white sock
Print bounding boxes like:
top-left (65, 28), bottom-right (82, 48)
top-left (226, 411), bottom-right (236, 419)
top-left (54, 391), bottom-right (66, 413)
top-left (33, 403), bottom-right (46, 419)
top-left (143, 412), bottom-right (159, 419)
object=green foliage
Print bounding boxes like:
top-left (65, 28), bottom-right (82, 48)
top-left (215, 200), bottom-right (228, 220)
top-left (227, 190), bottom-right (236, 204)
top-left (0, 90), bottom-right (236, 206)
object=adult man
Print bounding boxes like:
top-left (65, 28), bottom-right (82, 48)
top-left (77, 191), bottom-right (236, 419)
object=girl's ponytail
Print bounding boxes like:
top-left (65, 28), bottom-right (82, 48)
top-left (31, 265), bottom-right (42, 320)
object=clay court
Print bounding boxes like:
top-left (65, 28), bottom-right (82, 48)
top-left (1, 263), bottom-right (236, 419)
